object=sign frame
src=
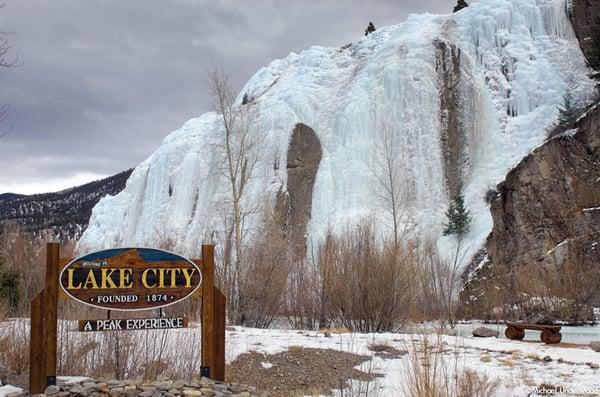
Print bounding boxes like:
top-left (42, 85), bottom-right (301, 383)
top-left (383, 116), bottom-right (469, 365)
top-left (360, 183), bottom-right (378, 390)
top-left (29, 243), bottom-right (226, 394)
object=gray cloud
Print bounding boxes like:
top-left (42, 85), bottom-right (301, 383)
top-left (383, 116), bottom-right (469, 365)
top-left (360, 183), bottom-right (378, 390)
top-left (0, 0), bottom-right (450, 194)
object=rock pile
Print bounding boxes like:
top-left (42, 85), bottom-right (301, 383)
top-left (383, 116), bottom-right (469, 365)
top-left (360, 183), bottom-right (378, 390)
top-left (32, 377), bottom-right (266, 397)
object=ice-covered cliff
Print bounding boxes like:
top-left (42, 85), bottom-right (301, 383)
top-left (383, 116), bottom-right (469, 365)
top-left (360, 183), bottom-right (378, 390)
top-left (78, 0), bottom-right (596, 263)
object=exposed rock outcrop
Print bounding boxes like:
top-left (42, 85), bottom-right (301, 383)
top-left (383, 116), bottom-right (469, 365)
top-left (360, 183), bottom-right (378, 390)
top-left (569, 0), bottom-right (600, 62)
top-left (462, 103), bottom-right (600, 317)
top-left (435, 38), bottom-right (467, 197)
top-left (272, 123), bottom-right (322, 260)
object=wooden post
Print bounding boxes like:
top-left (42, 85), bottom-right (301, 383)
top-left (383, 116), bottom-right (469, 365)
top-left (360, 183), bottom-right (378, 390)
top-left (29, 292), bottom-right (46, 394)
top-left (201, 244), bottom-right (215, 379)
top-left (214, 288), bottom-right (226, 381)
top-left (44, 243), bottom-right (60, 387)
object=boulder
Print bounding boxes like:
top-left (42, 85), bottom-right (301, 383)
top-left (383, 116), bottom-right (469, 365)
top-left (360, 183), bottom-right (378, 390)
top-left (590, 341), bottom-right (600, 352)
top-left (472, 326), bottom-right (499, 338)
top-left (44, 385), bottom-right (60, 396)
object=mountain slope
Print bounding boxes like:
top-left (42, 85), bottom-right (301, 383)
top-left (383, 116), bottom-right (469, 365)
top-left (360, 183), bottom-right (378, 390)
top-left (78, 0), bottom-right (596, 262)
top-left (0, 169), bottom-right (132, 240)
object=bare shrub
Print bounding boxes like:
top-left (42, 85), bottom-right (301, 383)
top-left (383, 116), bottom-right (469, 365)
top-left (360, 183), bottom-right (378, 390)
top-left (237, 221), bottom-right (289, 328)
top-left (286, 257), bottom-right (322, 330)
top-left (54, 321), bottom-right (202, 380)
top-left (402, 334), bottom-right (453, 397)
top-left (317, 222), bottom-right (417, 332)
top-left (402, 333), bottom-right (500, 397)
top-left (456, 369), bottom-right (501, 397)
top-left (510, 258), bottom-right (600, 323)
top-left (0, 224), bottom-right (76, 316)
top-left (417, 241), bottom-right (464, 327)
top-left (0, 320), bottom-right (29, 375)
top-left (284, 223), bottom-right (469, 331)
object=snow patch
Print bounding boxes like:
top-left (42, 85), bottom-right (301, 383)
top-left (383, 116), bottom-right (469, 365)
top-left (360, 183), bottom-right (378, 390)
top-left (0, 385), bottom-right (23, 397)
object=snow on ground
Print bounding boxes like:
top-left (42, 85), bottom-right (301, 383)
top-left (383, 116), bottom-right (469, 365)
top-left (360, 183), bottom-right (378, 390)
top-left (2, 320), bottom-right (599, 396)
top-left (226, 326), bottom-right (600, 396)
top-left (0, 385), bottom-right (23, 397)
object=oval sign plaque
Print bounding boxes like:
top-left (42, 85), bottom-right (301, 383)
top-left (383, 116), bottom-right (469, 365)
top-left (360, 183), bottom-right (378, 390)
top-left (60, 248), bottom-right (202, 311)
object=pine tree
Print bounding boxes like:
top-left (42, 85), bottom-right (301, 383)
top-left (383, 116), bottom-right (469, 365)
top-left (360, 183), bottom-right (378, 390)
top-left (557, 91), bottom-right (579, 126)
top-left (364, 22), bottom-right (376, 36)
top-left (0, 260), bottom-right (19, 309)
top-left (453, 0), bottom-right (469, 13)
top-left (443, 194), bottom-right (472, 238)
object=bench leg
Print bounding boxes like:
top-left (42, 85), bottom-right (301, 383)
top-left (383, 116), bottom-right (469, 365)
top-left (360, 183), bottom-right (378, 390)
top-left (541, 331), bottom-right (562, 344)
top-left (505, 326), bottom-right (525, 340)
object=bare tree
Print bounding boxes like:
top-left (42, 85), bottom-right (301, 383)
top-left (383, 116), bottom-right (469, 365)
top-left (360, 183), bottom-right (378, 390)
top-left (370, 122), bottom-right (414, 253)
top-left (422, 239), bottom-right (467, 328)
top-left (207, 67), bottom-right (263, 324)
top-left (1, 3), bottom-right (18, 137)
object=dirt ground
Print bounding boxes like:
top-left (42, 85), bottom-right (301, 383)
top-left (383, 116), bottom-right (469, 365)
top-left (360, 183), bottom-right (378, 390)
top-left (226, 347), bottom-right (379, 397)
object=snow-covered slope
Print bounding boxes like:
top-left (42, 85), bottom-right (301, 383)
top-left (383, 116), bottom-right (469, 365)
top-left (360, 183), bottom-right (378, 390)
top-left (79, 0), bottom-right (596, 263)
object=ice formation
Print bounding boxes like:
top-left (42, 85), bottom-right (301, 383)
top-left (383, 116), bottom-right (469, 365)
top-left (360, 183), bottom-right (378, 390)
top-left (78, 0), bottom-right (596, 265)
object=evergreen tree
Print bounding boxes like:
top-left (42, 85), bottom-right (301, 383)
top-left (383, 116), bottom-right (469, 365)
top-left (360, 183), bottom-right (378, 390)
top-left (557, 91), bottom-right (579, 126)
top-left (453, 0), bottom-right (469, 13)
top-left (364, 22), bottom-right (376, 36)
top-left (0, 260), bottom-right (19, 310)
top-left (443, 194), bottom-right (472, 238)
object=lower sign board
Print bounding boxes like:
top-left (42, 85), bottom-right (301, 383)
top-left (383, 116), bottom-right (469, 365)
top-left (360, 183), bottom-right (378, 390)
top-left (79, 317), bottom-right (188, 332)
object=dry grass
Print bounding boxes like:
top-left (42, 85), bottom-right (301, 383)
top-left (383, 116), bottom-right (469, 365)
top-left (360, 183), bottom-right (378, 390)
top-left (401, 334), bottom-right (500, 397)
top-left (0, 318), bottom-right (205, 382)
top-left (320, 326), bottom-right (350, 334)
top-left (0, 320), bottom-right (29, 375)
top-left (479, 353), bottom-right (492, 363)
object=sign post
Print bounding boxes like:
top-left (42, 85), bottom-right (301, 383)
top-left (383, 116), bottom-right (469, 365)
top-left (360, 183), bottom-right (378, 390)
top-left (29, 243), bottom-right (226, 394)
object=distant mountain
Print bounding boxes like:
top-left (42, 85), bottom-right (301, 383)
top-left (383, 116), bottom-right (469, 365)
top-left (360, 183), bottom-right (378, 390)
top-left (0, 169), bottom-right (132, 240)
top-left (0, 193), bottom-right (25, 202)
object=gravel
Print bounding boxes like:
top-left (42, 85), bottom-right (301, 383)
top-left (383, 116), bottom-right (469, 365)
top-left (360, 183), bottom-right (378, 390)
top-left (226, 347), bottom-right (379, 397)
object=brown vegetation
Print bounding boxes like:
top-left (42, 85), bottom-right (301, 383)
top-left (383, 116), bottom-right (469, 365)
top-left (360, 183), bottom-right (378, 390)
top-left (401, 334), bottom-right (500, 397)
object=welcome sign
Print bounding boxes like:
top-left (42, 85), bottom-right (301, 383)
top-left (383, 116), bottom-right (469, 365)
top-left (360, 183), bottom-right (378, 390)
top-left (30, 243), bottom-right (225, 394)
top-left (59, 248), bottom-right (202, 311)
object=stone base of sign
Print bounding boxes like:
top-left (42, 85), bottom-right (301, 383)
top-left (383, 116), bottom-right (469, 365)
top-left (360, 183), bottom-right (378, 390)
top-left (31, 377), bottom-right (265, 397)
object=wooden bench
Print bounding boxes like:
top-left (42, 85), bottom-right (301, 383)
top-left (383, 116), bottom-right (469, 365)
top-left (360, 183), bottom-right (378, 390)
top-left (505, 322), bottom-right (562, 344)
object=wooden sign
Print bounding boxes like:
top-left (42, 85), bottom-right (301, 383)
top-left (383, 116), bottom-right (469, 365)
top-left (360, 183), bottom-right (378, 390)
top-left (79, 317), bottom-right (188, 332)
top-left (30, 244), bottom-right (225, 395)
top-left (59, 248), bottom-right (201, 311)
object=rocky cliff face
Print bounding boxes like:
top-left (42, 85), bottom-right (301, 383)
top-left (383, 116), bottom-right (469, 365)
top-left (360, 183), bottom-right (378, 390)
top-left (461, 103), bottom-right (600, 318)
top-left (273, 123), bottom-right (322, 261)
top-left (569, 0), bottom-right (600, 62)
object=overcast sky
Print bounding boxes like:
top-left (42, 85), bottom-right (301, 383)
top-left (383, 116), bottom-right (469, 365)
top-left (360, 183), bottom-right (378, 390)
top-left (0, 0), bottom-right (450, 195)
